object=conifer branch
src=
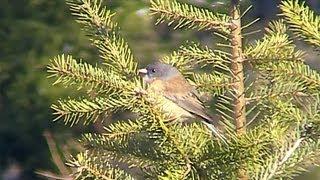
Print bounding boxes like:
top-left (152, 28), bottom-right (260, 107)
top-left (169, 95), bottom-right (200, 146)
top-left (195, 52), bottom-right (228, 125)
top-left (246, 61), bottom-right (320, 104)
top-left (265, 62), bottom-right (320, 93)
top-left (275, 140), bottom-right (320, 178)
top-left (67, 0), bottom-right (137, 78)
top-left (199, 128), bottom-right (276, 179)
top-left (254, 138), bottom-right (303, 180)
top-left (192, 73), bottom-right (232, 95)
top-left (52, 91), bottom-right (143, 126)
top-left (68, 151), bottom-right (134, 180)
top-left (51, 97), bottom-right (123, 126)
top-left (80, 133), bottom-right (158, 166)
top-left (215, 93), bottom-right (238, 131)
top-left (249, 96), bottom-right (320, 163)
top-left (48, 0), bottom-right (320, 179)
top-left (151, 113), bottom-right (193, 178)
top-left (150, 0), bottom-right (231, 33)
top-left (130, 102), bottom-right (190, 178)
top-left (252, 138), bottom-right (320, 180)
top-left (133, 97), bottom-right (220, 178)
top-left (104, 118), bottom-right (153, 139)
top-left (281, 0), bottom-right (320, 48)
top-left (47, 54), bottom-right (133, 94)
top-left (260, 99), bottom-right (304, 128)
top-left (67, 0), bottom-right (117, 32)
top-left (246, 81), bottom-right (306, 104)
top-left (97, 35), bottom-right (137, 79)
top-left (245, 20), bottom-right (305, 66)
top-left (161, 43), bottom-right (230, 75)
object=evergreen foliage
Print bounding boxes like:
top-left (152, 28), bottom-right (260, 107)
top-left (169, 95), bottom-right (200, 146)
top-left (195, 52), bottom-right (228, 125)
top-left (281, 0), bottom-right (320, 48)
top-left (49, 0), bottom-right (320, 179)
top-left (0, 0), bottom-right (95, 178)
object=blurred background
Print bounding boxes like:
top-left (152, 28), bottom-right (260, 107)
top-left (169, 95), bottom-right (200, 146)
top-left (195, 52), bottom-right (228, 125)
top-left (0, 0), bottom-right (319, 179)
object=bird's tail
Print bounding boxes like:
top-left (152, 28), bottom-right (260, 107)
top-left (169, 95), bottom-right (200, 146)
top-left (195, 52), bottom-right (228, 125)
top-left (202, 121), bottom-right (227, 144)
top-left (198, 113), bottom-right (227, 144)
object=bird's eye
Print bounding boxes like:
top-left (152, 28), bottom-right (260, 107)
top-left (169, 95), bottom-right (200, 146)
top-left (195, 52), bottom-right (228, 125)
top-left (151, 68), bottom-right (156, 73)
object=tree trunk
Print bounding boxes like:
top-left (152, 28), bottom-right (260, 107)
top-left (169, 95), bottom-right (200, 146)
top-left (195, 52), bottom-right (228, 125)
top-left (230, 0), bottom-right (248, 179)
top-left (230, 0), bottom-right (246, 134)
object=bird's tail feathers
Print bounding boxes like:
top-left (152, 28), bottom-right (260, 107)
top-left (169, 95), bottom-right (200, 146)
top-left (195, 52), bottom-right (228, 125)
top-left (201, 121), bottom-right (227, 144)
top-left (202, 115), bottom-right (227, 143)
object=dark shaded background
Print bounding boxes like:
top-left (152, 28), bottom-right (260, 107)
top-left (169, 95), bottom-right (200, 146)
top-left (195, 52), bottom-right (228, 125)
top-left (0, 0), bottom-right (319, 179)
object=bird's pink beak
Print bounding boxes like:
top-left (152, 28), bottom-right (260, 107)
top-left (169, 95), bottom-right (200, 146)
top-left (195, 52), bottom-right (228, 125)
top-left (138, 68), bottom-right (153, 83)
top-left (138, 68), bottom-right (148, 76)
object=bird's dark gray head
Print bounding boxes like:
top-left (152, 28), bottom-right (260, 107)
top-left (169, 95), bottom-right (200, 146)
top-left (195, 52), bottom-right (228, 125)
top-left (138, 62), bottom-right (180, 82)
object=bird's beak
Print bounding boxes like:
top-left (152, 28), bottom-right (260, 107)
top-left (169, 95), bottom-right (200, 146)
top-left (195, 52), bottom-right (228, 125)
top-left (138, 68), bottom-right (148, 76)
top-left (138, 68), bottom-right (152, 83)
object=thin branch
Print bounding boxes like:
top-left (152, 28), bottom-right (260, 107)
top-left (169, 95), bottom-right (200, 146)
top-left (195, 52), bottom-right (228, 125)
top-left (43, 131), bottom-right (70, 175)
top-left (245, 90), bottom-right (306, 104)
top-left (261, 138), bottom-right (304, 180)
top-left (280, 0), bottom-right (320, 47)
top-left (150, 0), bottom-right (231, 33)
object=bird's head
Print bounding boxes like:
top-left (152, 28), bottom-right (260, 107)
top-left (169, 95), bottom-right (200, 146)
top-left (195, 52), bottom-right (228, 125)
top-left (138, 62), bottom-right (180, 83)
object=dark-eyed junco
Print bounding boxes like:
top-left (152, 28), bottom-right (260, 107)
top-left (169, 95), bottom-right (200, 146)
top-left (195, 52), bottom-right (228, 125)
top-left (138, 62), bottom-right (225, 141)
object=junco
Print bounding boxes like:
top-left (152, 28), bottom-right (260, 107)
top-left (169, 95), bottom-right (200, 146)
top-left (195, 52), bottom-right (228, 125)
top-left (138, 62), bottom-right (225, 141)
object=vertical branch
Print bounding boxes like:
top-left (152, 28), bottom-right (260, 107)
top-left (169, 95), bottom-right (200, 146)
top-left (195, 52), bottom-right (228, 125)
top-left (230, 1), bottom-right (248, 180)
top-left (230, 0), bottom-right (246, 134)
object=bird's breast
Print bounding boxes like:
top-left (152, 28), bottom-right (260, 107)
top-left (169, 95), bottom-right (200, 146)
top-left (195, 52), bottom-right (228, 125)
top-left (147, 78), bottom-right (195, 122)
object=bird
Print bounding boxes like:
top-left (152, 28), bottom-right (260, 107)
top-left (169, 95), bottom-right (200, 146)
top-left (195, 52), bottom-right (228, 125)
top-left (138, 62), bottom-right (226, 141)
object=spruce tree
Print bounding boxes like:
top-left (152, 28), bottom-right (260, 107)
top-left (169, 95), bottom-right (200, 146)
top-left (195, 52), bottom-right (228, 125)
top-left (48, 0), bottom-right (320, 179)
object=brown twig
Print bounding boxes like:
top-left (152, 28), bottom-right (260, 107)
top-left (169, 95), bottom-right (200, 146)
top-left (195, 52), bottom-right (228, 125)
top-left (43, 130), bottom-right (70, 176)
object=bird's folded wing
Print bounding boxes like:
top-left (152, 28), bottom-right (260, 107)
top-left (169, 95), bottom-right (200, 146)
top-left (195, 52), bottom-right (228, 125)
top-left (163, 91), bottom-right (214, 123)
top-left (160, 75), bottom-right (215, 123)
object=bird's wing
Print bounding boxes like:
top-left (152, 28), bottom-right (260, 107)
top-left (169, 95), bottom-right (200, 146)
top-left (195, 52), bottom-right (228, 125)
top-left (162, 76), bottom-right (214, 123)
top-left (160, 75), bottom-right (225, 141)
top-left (164, 91), bottom-right (214, 123)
